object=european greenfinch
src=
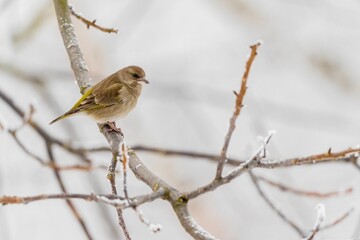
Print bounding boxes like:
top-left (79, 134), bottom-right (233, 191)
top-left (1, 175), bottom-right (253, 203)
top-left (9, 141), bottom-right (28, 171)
top-left (50, 65), bottom-right (148, 127)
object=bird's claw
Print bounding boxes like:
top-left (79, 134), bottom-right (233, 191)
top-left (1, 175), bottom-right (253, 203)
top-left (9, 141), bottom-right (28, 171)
top-left (100, 122), bottom-right (123, 136)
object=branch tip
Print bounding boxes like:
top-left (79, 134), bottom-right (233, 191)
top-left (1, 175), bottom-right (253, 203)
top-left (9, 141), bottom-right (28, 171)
top-left (68, 4), bottom-right (118, 34)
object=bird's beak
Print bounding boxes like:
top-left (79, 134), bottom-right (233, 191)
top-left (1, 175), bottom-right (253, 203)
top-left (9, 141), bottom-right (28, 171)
top-left (138, 78), bottom-right (149, 84)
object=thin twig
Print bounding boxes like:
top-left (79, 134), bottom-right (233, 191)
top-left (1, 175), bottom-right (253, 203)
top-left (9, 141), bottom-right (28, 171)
top-left (303, 204), bottom-right (325, 240)
top-left (82, 144), bottom-right (360, 169)
top-left (0, 87), bottom-right (93, 239)
top-left (68, 5), bottom-right (118, 34)
top-left (124, 145), bottom-right (162, 233)
top-left (249, 171), bottom-right (306, 237)
top-left (0, 61), bottom-right (44, 85)
top-left (321, 206), bottom-right (354, 231)
top-left (135, 208), bottom-right (162, 233)
top-left (107, 152), bottom-right (132, 240)
top-left (121, 143), bottom-right (130, 202)
top-left (186, 131), bottom-right (274, 200)
top-left (260, 148), bottom-right (360, 168)
top-left (8, 129), bottom-right (47, 165)
top-left (47, 163), bottom-right (109, 171)
top-left (50, 139), bottom-right (360, 171)
top-left (8, 128), bottom-right (106, 171)
top-left (132, 145), bottom-right (244, 165)
top-left (216, 41), bottom-right (261, 179)
top-left (0, 88), bottom-right (91, 163)
top-left (46, 141), bottom-right (94, 240)
top-left (12, 2), bottom-right (52, 46)
top-left (0, 192), bottom-right (164, 209)
top-left (256, 176), bottom-right (353, 198)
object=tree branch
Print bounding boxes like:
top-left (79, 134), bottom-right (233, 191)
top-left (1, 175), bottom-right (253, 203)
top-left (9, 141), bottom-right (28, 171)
top-left (53, 0), bottom-right (131, 238)
top-left (53, 0), bottom-right (91, 94)
top-left (128, 151), bottom-right (218, 239)
top-left (0, 191), bottom-right (163, 209)
top-left (216, 41), bottom-right (261, 179)
top-left (259, 148), bottom-right (360, 168)
top-left (249, 171), bottom-right (306, 237)
top-left (303, 204), bottom-right (325, 240)
top-left (256, 175), bottom-right (353, 198)
top-left (132, 145), bottom-right (244, 165)
top-left (69, 4), bottom-right (118, 34)
top-left (186, 131), bottom-right (273, 199)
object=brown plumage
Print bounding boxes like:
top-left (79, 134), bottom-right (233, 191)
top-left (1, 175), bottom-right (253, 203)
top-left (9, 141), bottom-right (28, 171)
top-left (50, 65), bottom-right (148, 124)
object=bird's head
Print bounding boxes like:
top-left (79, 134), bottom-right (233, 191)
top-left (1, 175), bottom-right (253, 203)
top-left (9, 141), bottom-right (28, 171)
top-left (119, 66), bottom-right (149, 86)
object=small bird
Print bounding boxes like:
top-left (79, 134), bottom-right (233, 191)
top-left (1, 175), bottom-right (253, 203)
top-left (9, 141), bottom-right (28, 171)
top-left (50, 65), bottom-right (148, 131)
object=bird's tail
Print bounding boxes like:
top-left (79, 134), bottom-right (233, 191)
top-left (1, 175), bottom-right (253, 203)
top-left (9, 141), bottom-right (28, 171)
top-left (49, 112), bottom-right (73, 125)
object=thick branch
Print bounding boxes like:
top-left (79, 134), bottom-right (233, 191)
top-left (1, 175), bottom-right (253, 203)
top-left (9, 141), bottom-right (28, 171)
top-left (173, 204), bottom-right (218, 240)
top-left (53, 0), bottom-right (91, 93)
top-left (53, 0), bottom-right (130, 238)
top-left (128, 152), bottom-right (218, 240)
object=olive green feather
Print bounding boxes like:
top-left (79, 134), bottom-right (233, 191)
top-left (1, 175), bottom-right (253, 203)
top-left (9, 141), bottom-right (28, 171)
top-left (49, 87), bottom-right (94, 124)
top-left (49, 65), bottom-right (147, 125)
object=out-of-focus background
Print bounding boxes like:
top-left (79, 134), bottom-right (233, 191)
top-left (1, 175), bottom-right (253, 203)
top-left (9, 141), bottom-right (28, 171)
top-left (1, 0), bottom-right (360, 239)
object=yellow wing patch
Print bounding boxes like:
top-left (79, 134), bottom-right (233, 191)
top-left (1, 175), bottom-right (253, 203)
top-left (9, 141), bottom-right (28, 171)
top-left (69, 87), bottom-right (94, 112)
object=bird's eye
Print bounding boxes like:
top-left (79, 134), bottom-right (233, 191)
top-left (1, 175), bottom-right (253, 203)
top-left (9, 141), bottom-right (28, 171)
top-left (131, 73), bottom-right (140, 78)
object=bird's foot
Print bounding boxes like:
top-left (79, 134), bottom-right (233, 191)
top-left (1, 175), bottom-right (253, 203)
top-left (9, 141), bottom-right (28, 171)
top-left (100, 122), bottom-right (123, 136)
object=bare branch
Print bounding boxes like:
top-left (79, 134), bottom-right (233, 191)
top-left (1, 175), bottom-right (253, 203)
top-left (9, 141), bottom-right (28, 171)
top-left (8, 129), bottom-right (47, 165)
top-left (134, 208), bottom-right (162, 233)
top-left (69, 4), bottom-right (118, 34)
top-left (132, 145), bottom-right (244, 164)
top-left (9, 128), bottom-right (102, 171)
top-left (128, 152), bottom-right (217, 240)
top-left (321, 206), bottom-right (354, 231)
top-left (303, 204), bottom-right (326, 240)
top-left (260, 148), bottom-right (360, 168)
top-left (216, 41), bottom-right (262, 179)
top-left (173, 204), bottom-right (218, 240)
top-left (46, 141), bottom-right (94, 239)
top-left (12, 2), bottom-right (52, 46)
top-left (256, 176), bottom-right (353, 198)
top-left (249, 171), bottom-right (306, 237)
top-left (0, 87), bottom-right (94, 239)
top-left (53, 0), bottom-right (92, 93)
top-left (185, 131), bottom-right (273, 199)
top-left (0, 191), bottom-right (164, 209)
top-left (53, 0), bottom-right (131, 238)
top-left (121, 143), bottom-right (130, 202)
top-left (0, 0), bottom-right (356, 238)
top-left (82, 144), bottom-right (360, 169)
top-left (107, 151), bottom-right (132, 240)
top-left (0, 61), bottom-right (44, 85)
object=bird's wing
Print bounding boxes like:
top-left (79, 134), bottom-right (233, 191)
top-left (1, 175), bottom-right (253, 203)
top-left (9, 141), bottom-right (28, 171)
top-left (65, 82), bottom-right (124, 115)
top-left (92, 82), bottom-right (124, 106)
top-left (67, 87), bottom-right (94, 113)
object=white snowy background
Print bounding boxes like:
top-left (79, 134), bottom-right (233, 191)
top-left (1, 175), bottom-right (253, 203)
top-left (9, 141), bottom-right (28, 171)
top-left (0, 0), bottom-right (359, 239)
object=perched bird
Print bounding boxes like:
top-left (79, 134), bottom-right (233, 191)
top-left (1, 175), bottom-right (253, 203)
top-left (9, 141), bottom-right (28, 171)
top-left (50, 65), bottom-right (148, 130)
